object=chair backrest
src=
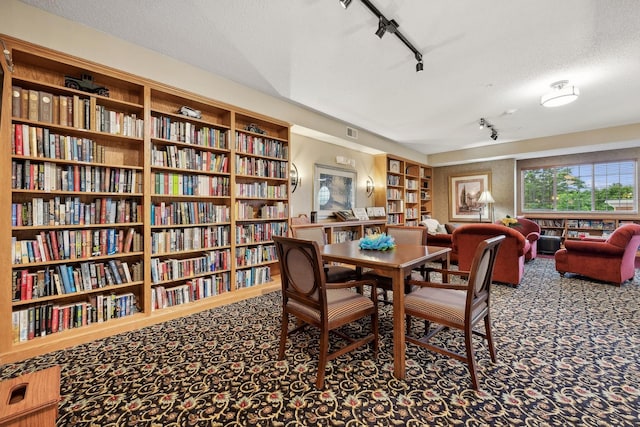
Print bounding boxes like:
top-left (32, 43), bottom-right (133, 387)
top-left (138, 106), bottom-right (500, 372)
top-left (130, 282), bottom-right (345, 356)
top-left (465, 235), bottom-right (505, 309)
top-left (606, 223), bottom-right (640, 249)
top-left (386, 225), bottom-right (427, 245)
top-left (274, 235), bottom-right (327, 313)
top-left (291, 225), bottom-right (327, 245)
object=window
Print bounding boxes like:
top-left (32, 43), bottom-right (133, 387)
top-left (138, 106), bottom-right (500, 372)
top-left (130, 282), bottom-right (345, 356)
top-left (522, 160), bottom-right (637, 213)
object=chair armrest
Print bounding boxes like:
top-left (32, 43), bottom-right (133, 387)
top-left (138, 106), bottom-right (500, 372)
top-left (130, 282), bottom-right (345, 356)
top-left (424, 267), bottom-right (470, 280)
top-left (407, 279), bottom-right (468, 291)
top-left (526, 231), bottom-right (540, 242)
top-left (563, 239), bottom-right (625, 256)
top-left (326, 279), bottom-right (377, 292)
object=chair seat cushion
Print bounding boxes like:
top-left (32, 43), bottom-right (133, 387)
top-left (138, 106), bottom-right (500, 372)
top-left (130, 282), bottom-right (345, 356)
top-left (325, 265), bottom-right (358, 282)
top-left (405, 287), bottom-right (485, 325)
top-left (288, 289), bottom-right (374, 323)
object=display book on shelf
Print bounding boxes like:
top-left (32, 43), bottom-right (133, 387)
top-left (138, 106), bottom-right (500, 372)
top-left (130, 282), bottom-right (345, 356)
top-left (373, 154), bottom-right (433, 226)
top-left (0, 35), bottom-right (290, 363)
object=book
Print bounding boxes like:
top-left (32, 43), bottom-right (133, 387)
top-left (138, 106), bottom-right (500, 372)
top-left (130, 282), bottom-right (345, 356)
top-left (12, 86), bottom-right (21, 117)
top-left (39, 91), bottom-right (53, 123)
top-left (28, 89), bottom-right (39, 121)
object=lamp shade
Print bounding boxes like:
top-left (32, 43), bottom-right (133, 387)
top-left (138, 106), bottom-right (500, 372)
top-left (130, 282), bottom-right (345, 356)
top-left (541, 80), bottom-right (580, 107)
top-left (477, 191), bottom-right (495, 204)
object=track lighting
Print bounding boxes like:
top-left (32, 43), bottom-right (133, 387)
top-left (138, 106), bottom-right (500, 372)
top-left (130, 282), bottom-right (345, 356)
top-left (479, 118), bottom-right (499, 141)
top-left (342, 0), bottom-right (423, 72)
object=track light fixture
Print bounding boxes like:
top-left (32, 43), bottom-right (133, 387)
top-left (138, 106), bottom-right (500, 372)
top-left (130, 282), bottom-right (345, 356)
top-left (340, 0), bottom-right (423, 72)
top-left (479, 118), bottom-right (499, 141)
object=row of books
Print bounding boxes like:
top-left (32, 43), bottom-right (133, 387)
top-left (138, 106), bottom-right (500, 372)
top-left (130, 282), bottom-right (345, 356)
top-left (12, 87), bottom-right (144, 137)
top-left (12, 292), bottom-right (137, 343)
top-left (405, 208), bottom-right (419, 219)
top-left (235, 244), bottom-right (277, 267)
top-left (150, 116), bottom-right (227, 148)
top-left (150, 250), bottom-right (231, 284)
top-left (235, 222), bottom-right (288, 245)
top-left (12, 228), bottom-right (141, 265)
top-left (387, 189), bottom-right (403, 199)
top-left (12, 160), bottom-right (141, 194)
top-left (12, 197), bottom-right (140, 228)
top-left (333, 230), bottom-right (358, 243)
top-left (235, 201), bottom-right (288, 220)
top-left (387, 175), bottom-right (402, 186)
top-left (151, 172), bottom-right (230, 196)
top-left (235, 182), bottom-right (288, 198)
top-left (387, 200), bottom-right (404, 213)
top-left (151, 145), bottom-right (229, 172)
top-left (151, 272), bottom-right (231, 311)
top-left (150, 201), bottom-right (230, 226)
top-left (151, 225), bottom-right (231, 255)
top-left (406, 193), bottom-right (418, 203)
top-left (12, 124), bottom-right (107, 162)
top-left (406, 179), bottom-right (419, 189)
top-left (235, 155), bottom-right (288, 178)
top-left (235, 266), bottom-right (271, 289)
top-left (386, 213), bottom-right (404, 225)
top-left (235, 132), bottom-right (288, 160)
top-left (566, 219), bottom-right (616, 229)
top-left (533, 219), bottom-right (565, 227)
top-left (12, 259), bottom-right (142, 301)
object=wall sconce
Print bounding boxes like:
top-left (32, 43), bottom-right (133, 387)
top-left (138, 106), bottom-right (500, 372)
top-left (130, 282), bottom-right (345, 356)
top-left (366, 176), bottom-right (375, 198)
top-left (290, 163), bottom-right (300, 193)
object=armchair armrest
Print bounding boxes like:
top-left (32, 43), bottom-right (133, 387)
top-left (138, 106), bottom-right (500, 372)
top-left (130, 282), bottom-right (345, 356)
top-left (407, 278), bottom-right (468, 291)
top-left (563, 239), bottom-right (625, 256)
top-left (526, 231), bottom-right (541, 243)
top-left (326, 279), bottom-right (377, 298)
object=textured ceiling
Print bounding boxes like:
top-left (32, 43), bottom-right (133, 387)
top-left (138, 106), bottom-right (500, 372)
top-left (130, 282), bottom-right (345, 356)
top-left (19, 0), bottom-right (640, 157)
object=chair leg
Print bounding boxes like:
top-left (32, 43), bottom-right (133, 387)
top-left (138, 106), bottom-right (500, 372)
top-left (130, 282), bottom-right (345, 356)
top-left (484, 315), bottom-right (497, 362)
top-left (316, 329), bottom-right (330, 389)
top-left (465, 324), bottom-right (479, 390)
top-left (371, 312), bottom-right (379, 357)
top-left (279, 311), bottom-right (288, 359)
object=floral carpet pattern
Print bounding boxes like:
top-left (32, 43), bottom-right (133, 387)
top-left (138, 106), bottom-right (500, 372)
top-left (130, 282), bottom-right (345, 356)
top-left (1, 258), bottom-right (640, 426)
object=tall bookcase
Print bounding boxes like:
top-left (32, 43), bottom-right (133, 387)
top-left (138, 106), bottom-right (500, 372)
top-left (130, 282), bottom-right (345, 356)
top-left (0, 36), bottom-right (290, 363)
top-left (373, 155), bottom-right (433, 226)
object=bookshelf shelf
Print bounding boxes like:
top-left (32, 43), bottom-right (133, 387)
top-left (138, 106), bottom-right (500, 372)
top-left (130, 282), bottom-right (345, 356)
top-left (1, 35), bottom-right (290, 362)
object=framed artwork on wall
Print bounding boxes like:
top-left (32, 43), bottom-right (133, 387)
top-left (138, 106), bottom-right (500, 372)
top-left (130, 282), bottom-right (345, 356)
top-left (449, 172), bottom-right (491, 222)
top-left (313, 164), bottom-right (357, 220)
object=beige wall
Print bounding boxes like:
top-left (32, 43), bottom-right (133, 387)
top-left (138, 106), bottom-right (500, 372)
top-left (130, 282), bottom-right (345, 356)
top-left (432, 159), bottom-right (515, 224)
top-left (290, 134), bottom-right (377, 218)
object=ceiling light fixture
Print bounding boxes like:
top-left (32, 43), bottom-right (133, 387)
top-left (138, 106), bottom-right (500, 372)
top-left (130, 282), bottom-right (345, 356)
top-left (541, 80), bottom-right (580, 107)
top-left (341, 0), bottom-right (424, 72)
top-left (479, 117), bottom-right (499, 141)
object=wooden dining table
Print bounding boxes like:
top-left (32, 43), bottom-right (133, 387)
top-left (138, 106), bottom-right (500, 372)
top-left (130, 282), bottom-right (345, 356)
top-left (319, 240), bottom-right (451, 380)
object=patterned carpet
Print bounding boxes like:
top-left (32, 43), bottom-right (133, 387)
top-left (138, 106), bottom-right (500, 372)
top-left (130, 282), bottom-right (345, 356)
top-left (1, 257), bottom-right (639, 426)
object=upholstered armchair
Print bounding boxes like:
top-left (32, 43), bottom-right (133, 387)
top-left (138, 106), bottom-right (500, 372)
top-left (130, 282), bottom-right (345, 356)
top-left (495, 217), bottom-right (541, 261)
top-left (452, 223), bottom-right (531, 286)
top-left (555, 223), bottom-right (640, 285)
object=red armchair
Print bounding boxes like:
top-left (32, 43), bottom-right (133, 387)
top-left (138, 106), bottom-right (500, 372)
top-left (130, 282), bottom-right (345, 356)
top-left (555, 224), bottom-right (640, 285)
top-left (453, 224), bottom-right (531, 286)
top-left (495, 217), bottom-right (540, 261)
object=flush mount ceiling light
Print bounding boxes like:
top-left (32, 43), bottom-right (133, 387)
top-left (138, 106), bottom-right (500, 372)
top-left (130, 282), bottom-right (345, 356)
top-left (541, 80), bottom-right (580, 107)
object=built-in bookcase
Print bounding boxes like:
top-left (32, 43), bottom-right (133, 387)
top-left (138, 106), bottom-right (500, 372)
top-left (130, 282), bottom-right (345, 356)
top-left (0, 35), bottom-right (289, 363)
top-left (373, 155), bottom-right (433, 226)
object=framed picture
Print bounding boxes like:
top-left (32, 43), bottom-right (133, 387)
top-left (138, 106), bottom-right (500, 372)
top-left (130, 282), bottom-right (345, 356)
top-left (449, 172), bottom-right (491, 222)
top-left (313, 164), bottom-right (357, 220)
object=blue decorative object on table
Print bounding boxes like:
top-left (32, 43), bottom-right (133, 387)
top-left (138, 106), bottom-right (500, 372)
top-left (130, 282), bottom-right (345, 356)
top-left (359, 233), bottom-right (396, 251)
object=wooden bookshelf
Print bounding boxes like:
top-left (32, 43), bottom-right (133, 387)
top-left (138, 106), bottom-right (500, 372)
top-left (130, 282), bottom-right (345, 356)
top-left (0, 35), bottom-right (290, 363)
top-left (373, 155), bottom-right (433, 226)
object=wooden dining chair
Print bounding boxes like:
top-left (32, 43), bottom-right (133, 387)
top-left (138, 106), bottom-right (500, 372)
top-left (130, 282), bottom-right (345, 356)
top-left (273, 236), bottom-right (379, 389)
top-left (291, 225), bottom-right (358, 282)
top-left (362, 225), bottom-right (428, 304)
top-left (404, 235), bottom-right (505, 390)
